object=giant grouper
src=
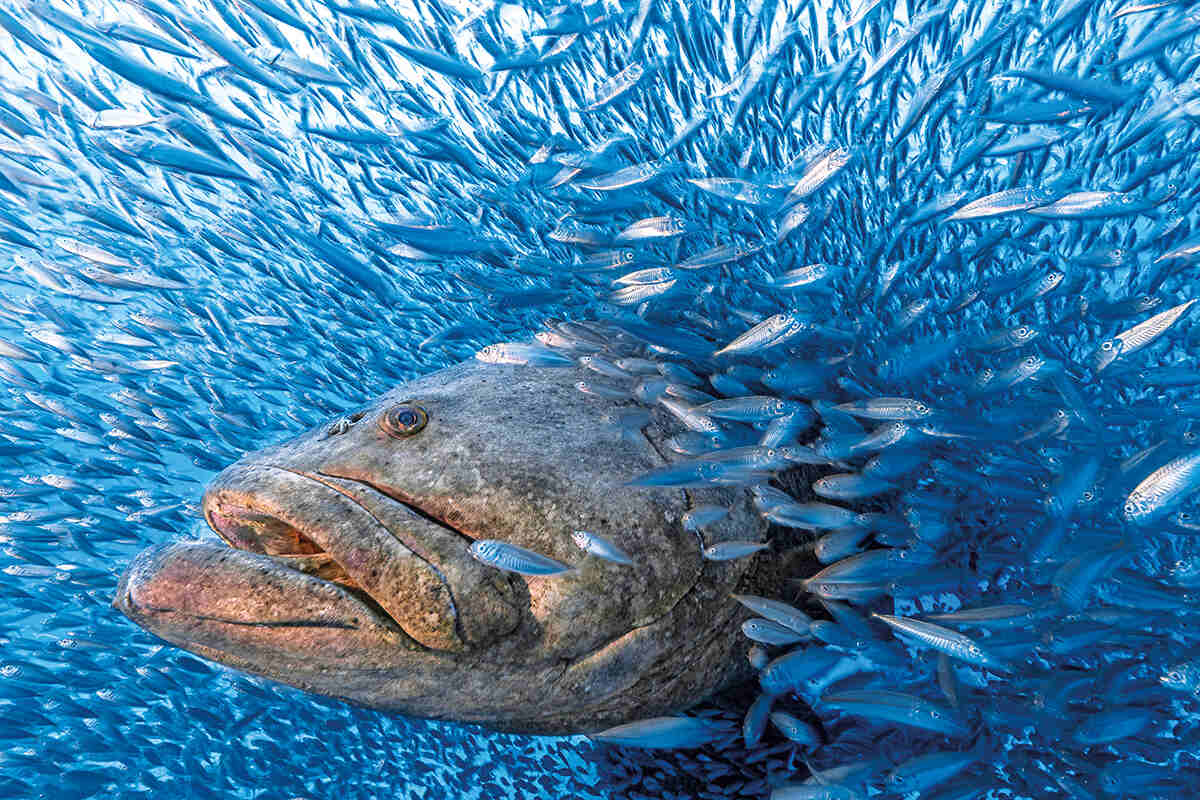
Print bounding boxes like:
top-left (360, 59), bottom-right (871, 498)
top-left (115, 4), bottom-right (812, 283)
top-left (115, 355), bottom-right (814, 737)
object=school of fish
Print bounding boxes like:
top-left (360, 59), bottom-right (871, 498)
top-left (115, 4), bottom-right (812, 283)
top-left (3, 0), bottom-right (1200, 796)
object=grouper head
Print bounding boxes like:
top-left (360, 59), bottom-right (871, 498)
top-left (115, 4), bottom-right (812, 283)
top-left (115, 359), bottom-right (776, 735)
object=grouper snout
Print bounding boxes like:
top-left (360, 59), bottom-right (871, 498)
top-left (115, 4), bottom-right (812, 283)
top-left (116, 359), bottom-right (777, 735)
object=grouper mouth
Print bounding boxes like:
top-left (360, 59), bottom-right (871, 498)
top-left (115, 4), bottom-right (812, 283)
top-left (208, 500), bottom-right (353, 584)
top-left (118, 456), bottom-right (524, 664)
top-left (194, 462), bottom-right (506, 652)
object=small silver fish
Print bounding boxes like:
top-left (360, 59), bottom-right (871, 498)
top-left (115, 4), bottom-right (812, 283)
top-left (786, 146), bottom-right (852, 200)
top-left (571, 530), bottom-right (635, 565)
top-left (769, 711), bottom-right (820, 746)
top-left (682, 505), bottom-right (730, 532)
top-left (714, 312), bottom-right (812, 357)
top-left (468, 539), bottom-right (572, 575)
top-left (812, 472), bottom-right (896, 500)
top-left (834, 397), bottom-right (934, 420)
top-left (702, 540), bottom-right (769, 560)
top-left (1092, 298), bottom-right (1196, 371)
top-left (742, 692), bottom-right (772, 747)
top-left (1125, 450), bottom-right (1200, 524)
top-left (731, 594), bottom-right (812, 633)
top-left (589, 716), bottom-right (726, 748)
top-left (56, 237), bottom-right (133, 267)
top-left (475, 342), bottom-right (573, 367)
top-left (742, 618), bottom-right (808, 646)
top-left (872, 613), bottom-right (1011, 672)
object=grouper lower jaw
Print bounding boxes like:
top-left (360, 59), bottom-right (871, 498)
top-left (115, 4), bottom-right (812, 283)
top-left (114, 541), bottom-right (422, 662)
top-left (115, 360), bottom-right (778, 735)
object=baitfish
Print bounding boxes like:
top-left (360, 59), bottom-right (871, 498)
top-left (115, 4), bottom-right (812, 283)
top-left (1090, 298), bottom-right (1196, 372)
top-left (0, 0), bottom-right (1188, 792)
top-left (468, 540), bottom-right (573, 576)
top-left (588, 716), bottom-right (730, 749)
top-left (820, 690), bottom-right (968, 737)
top-left (872, 613), bottom-right (1011, 672)
top-left (571, 529), bottom-right (636, 566)
top-left (1124, 450), bottom-right (1200, 525)
top-left (703, 541), bottom-right (770, 561)
top-left (474, 342), bottom-right (573, 366)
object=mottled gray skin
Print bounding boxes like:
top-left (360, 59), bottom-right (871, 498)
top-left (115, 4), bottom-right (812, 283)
top-left (115, 360), bottom-right (784, 735)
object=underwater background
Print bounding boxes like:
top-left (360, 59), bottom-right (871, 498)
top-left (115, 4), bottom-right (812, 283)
top-left (2, 0), bottom-right (1200, 797)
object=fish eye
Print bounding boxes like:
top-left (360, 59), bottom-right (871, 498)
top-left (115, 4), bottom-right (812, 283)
top-left (624, 250), bottom-right (634, 261)
top-left (1101, 341), bottom-right (1114, 351)
top-left (1124, 502), bottom-right (1137, 515)
top-left (379, 402), bottom-right (429, 438)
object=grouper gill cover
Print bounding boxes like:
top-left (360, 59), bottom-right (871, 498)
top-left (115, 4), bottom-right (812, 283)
top-left (2, 0), bottom-right (1200, 797)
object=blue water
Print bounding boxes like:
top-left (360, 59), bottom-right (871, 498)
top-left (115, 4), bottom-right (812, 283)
top-left (3, 0), bottom-right (1200, 797)
top-left (0, 3), bottom-right (626, 797)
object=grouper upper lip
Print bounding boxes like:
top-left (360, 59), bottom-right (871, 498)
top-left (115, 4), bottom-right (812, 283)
top-left (113, 465), bottom-right (442, 650)
top-left (203, 466), bottom-right (473, 625)
top-left (195, 463), bottom-right (476, 650)
top-left (200, 471), bottom-right (410, 633)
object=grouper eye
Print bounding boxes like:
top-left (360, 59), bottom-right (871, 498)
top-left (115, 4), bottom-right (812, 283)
top-left (379, 402), bottom-right (429, 438)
